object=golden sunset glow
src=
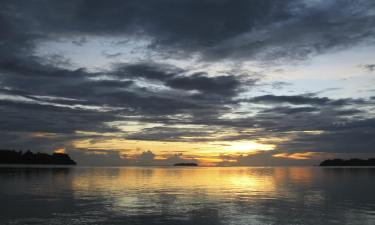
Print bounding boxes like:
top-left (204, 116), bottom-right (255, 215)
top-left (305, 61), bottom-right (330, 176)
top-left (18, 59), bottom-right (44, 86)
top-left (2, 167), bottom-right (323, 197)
top-left (72, 137), bottom-right (277, 165)
top-left (272, 152), bottom-right (331, 160)
top-left (29, 132), bottom-right (59, 138)
top-left (53, 148), bottom-right (66, 154)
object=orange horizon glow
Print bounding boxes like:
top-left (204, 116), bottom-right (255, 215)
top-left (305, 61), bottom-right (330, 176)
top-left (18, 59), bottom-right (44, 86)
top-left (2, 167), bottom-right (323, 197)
top-left (72, 137), bottom-right (278, 165)
top-left (272, 151), bottom-right (331, 160)
top-left (53, 147), bottom-right (66, 154)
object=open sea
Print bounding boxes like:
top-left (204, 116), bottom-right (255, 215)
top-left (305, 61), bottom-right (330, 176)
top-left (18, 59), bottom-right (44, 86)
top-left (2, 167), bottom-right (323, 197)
top-left (0, 166), bottom-right (375, 225)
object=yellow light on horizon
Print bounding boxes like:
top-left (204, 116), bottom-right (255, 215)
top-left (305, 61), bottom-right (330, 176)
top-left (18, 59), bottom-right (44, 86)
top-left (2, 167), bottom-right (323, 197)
top-left (72, 138), bottom-right (276, 166)
top-left (53, 148), bottom-right (66, 154)
top-left (272, 152), bottom-right (331, 160)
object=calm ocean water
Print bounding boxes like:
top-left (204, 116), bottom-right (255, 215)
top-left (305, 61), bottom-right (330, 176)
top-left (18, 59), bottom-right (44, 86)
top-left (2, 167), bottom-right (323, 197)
top-left (0, 166), bottom-right (375, 225)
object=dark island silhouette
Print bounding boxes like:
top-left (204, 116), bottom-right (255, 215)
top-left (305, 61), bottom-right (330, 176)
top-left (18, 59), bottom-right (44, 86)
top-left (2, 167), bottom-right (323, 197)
top-left (320, 158), bottom-right (375, 167)
top-left (0, 149), bottom-right (76, 165)
top-left (174, 163), bottom-right (198, 166)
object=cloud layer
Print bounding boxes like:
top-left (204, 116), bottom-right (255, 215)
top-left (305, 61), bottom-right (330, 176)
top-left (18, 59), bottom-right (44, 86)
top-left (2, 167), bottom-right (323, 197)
top-left (0, 0), bottom-right (375, 165)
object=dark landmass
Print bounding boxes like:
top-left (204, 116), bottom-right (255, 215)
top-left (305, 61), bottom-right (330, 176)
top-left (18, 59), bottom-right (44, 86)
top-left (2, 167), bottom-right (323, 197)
top-left (320, 158), bottom-right (375, 167)
top-left (0, 149), bottom-right (76, 165)
top-left (174, 163), bottom-right (198, 166)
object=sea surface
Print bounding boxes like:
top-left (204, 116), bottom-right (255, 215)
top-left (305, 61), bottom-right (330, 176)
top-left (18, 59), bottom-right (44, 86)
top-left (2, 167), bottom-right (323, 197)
top-left (0, 166), bottom-right (375, 225)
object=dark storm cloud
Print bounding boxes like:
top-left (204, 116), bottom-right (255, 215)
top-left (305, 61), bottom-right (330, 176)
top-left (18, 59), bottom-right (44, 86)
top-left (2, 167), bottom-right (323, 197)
top-left (0, 99), bottom-right (119, 134)
top-left (0, 52), bottom-right (247, 141)
top-left (8, 0), bottom-right (289, 55)
top-left (111, 63), bottom-right (183, 81)
top-left (261, 106), bottom-right (318, 114)
top-left (126, 126), bottom-right (212, 142)
top-left (123, 93), bottom-right (373, 146)
top-left (0, 132), bottom-right (73, 153)
top-left (249, 94), bottom-right (362, 106)
top-left (166, 73), bottom-right (241, 97)
top-left (2, 0), bottom-right (374, 62)
top-left (111, 63), bottom-right (246, 98)
top-left (276, 119), bottom-right (375, 154)
top-left (0, 56), bottom-right (244, 117)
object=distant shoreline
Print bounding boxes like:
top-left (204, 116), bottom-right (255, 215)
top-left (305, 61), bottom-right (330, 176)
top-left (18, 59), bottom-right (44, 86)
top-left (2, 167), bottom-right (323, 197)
top-left (320, 158), bottom-right (375, 167)
top-left (0, 150), bottom-right (77, 165)
top-left (173, 163), bottom-right (198, 166)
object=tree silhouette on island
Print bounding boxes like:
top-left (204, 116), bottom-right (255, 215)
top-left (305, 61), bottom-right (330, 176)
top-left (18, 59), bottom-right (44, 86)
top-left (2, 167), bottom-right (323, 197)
top-left (0, 149), bottom-right (76, 165)
top-left (320, 158), bottom-right (375, 166)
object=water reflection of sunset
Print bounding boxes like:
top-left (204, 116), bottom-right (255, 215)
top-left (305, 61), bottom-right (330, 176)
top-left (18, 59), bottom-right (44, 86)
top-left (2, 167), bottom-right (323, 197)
top-left (71, 167), bottom-right (281, 216)
top-left (2, 167), bottom-right (375, 225)
top-left (73, 167), bottom-right (277, 191)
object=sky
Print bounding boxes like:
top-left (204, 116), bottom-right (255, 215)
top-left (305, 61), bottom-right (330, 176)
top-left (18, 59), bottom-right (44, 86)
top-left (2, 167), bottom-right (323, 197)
top-left (0, 0), bottom-right (375, 166)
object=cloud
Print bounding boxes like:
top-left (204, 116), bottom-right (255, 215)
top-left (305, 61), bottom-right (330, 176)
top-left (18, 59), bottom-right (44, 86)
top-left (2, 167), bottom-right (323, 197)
top-left (72, 36), bottom-right (88, 46)
top-left (2, 0), bottom-right (374, 62)
top-left (111, 62), bottom-right (183, 81)
top-left (102, 51), bottom-right (122, 58)
top-left (248, 94), bottom-right (361, 106)
top-left (69, 149), bottom-right (197, 166)
top-left (0, 58), bottom-right (247, 119)
top-left (360, 64), bottom-right (375, 72)
top-left (0, 0), bottom-right (375, 165)
top-left (165, 73), bottom-right (242, 97)
top-left (261, 106), bottom-right (318, 114)
top-left (276, 118), bottom-right (375, 154)
top-left (0, 99), bottom-right (119, 134)
top-left (217, 150), bottom-right (322, 166)
top-left (135, 150), bottom-right (156, 165)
